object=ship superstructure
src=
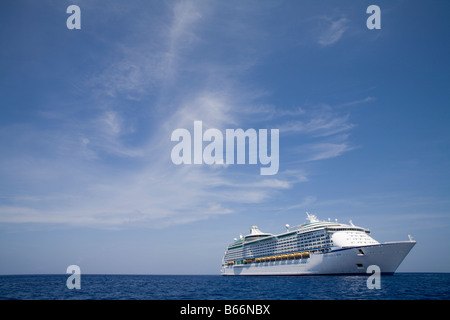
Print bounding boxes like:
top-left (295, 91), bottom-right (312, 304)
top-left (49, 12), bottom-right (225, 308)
top-left (221, 213), bottom-right (415, 276)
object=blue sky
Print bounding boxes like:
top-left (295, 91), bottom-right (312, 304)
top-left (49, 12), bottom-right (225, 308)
top-left (0, 0), bottom-right (449, 274)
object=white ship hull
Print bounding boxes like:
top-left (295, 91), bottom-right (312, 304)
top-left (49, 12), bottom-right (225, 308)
top-left (221, 241), bottom-right (415, 276)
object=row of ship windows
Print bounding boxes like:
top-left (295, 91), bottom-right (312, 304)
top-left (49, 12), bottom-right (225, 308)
top-left (225, 247), bottom-right (333, 262)
top-left (248, 237), bottom-right (328, 250)
top-left (248, 238), bottom-right (331, 253)
top-left (251, 243), bottom-right (330, 254)
top-left (253, 239), bottom-right (331, 249)
top-left (226, 234), bottom-right (375, 260)
top-left (226, 231), bottom-right (370, 260)
top-left (226, 232), bottom-right (337, 260)
top-left (226, 242), bottom-right (332, 260)
top-left (229, 237), bottom-right (331, 251)
top-left (249, 231), bottom-right (327, 244)
top-left (227, 231), bottom-right (329, 251)
top-left (239, 231), bottom-right (369, 253)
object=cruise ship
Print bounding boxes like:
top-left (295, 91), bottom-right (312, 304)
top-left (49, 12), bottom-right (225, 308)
top-left (221, 213), bottom-right (416, 276)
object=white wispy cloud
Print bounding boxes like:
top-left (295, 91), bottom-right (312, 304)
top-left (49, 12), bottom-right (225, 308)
top-left (0, 0), bottom-right (305, 228)
top-left (281, 113), bottom-right (354, 137)
top-left (302, 142), bottom-right (354, 162)
top-left (337, 96), bottom-right (375, 108)
top-left (163, 0), bottom-right (204, 79)
top-left (317, 17), bottom-right (349, 47)
top-left (286, 196), bottom-right (318, 211)
top-left (276, 102), bottom-right (356, 163)
top-left (0, 1), bottom-right (364, 229)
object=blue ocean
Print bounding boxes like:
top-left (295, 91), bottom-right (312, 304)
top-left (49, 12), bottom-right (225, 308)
top-left (0, 273), bottom-right (449, 300)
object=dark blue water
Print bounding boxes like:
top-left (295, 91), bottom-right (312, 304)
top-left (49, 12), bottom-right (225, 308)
top-left (0, 273), bottom-right (449, 300)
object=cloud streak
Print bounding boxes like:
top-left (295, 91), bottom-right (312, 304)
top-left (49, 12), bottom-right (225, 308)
top-left (0, 1), bottom-right (306, 228)
top-left (0, 1), bottom-right (360, 229)
top-left (317, 17), bottom-right (349, 47)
